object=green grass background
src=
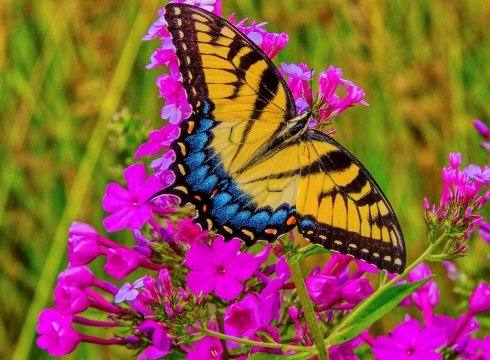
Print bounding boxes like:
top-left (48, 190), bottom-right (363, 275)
top-left (1, 0), bottom-right (490, 359)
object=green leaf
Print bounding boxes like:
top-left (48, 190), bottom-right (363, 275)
top-left (328, 277), bottom-right (431, 345)
top-left (247, 352), bottom-right (313, 360)
top-left (295, 244), bottom-right (330, 260)
top-left (162, 351), bottom-right (187, 359)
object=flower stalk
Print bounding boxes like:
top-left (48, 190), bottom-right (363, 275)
top-left (194, 325), bottom-right (317, 354)
top-left (288, 255), bottom-right (329, 360)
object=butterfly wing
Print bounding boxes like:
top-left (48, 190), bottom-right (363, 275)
top-left (164, 4), bottom-right (299, 243)
top-left (164, 4), bottom-right (406, 273)
top-left (296, 130), bottom-right (406, 273)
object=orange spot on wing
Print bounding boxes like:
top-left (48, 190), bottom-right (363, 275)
top-left (187, 121), bottom-right (195, 134)
top-left (265, 228), bottom-right (278, 235)
top-left (286, 216), bottom-right (297, 226)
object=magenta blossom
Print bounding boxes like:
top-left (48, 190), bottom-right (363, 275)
top-left (186, 236), bottom-right (258, 300)
top-left (372, 318), bottom-right (447, 360)
top-left (175, 218), bottom-right (209, 244)
top-left (136, 320), bottom-right (172, 360)
top-left (465, 164), bottom-right (490, 184)
top-left (156, 71), bottom-right (192, 124)
top-left (135, 124), bottom-right (180, 158)
top-left (473, 118), bottom-right (490, 151)
top-left (115, 277), bottom-right (146, 303)
top-left (224, 295), bottom-right (262, 340)
top-left (186, 334), bottom-right (223, 360)
top-left (67, 222), bottom-right (102, 265)
top-left (478, 221), bottom-right (490, 244)
top-left (407, 263), bottom-right (439, 324)
top-left (36, 309), bottom-right (81, 356)
top-left (424, 152), bottom-right (490, 255)
top-left (468, 281), bottom-right (490, 314)
top-left (229, 14), bottom-right (288, 59)
top-left (281, 63), bottom-right (367, 132)
top-left (104, 247), bottom-right (145, 280)
top-left (102, 163), bottom-right (162, 232)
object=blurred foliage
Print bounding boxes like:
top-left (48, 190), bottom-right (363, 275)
top-left (1, 0), bottom-right (489, 359)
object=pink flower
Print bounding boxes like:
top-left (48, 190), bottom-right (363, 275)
top-left (136, 320), bottom-right (172, 360)
top-left (186, 334), bottom-right (223, 360)
top-left (407, 263), bottom-right (439, 324)
top-left (175, 218), bottom-right (208, 244)
top-left (156, 71), bottom-right (192, 124)
top-left (186, 236), bottom-right (258, 300)
top-left (115, 277), bottom-right (146, 303)
top-left (433, 314), bottom-right (478, 351)
top-left (146, 37), bottom-right (178, 71)
top-left (36, 308), bottom-right (81, 356)
top-left (281, 63), bottom-right (314, 112)
top-left (67, 222), bottom-right (102, 265)
top-left (229, 15), bottom-right (288, 59)
top-left (224, 296), bottom-right (262, 338)
top-left (102, 164), bottom-right (162, 232)
top-left (316, 66), bottom-right (368, 122)
top-left (54, 283), bottom-right (90, 314)
top-left (135, 124), bottom-right (180, 158)
top-left (104, 247), bottom-right (143, 280)
top-left (465, 164), bottom-right (490, 185)
top-left (463, 336), bottom-right (490, 359)
top-left (372, 318), bottom-right (447, 360)
top-left (478, 221), bottom-right (490, 244)
top-left (57, 266), bottom-right (95, 288)
top-left (143, 8), bottom-right (169, 41)
top-left (468, 281), bottom-right (490, 314)
top-left (473, 119), bottom-right (490, 151)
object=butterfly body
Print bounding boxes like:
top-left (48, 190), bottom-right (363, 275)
top-left (164, 4), bottom-right (406, 273)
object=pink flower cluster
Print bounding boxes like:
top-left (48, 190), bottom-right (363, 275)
top-left (280, 63), bottom-right (368, 134)
top-left (373, 263), bottom-right (490, 359)
top-left (424, 152), bottom-right (490, 257)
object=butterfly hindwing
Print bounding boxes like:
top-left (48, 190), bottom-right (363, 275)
top-left (296, 130), bottom-right (405, 273)
top-left (164, 4), bottom-right (406, 273)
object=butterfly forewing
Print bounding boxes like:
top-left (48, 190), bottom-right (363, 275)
top-left (164, 4), bottom-right (299, 244)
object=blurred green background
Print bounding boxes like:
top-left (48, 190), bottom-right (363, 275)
top-left (2, 0), bottom-right (490, 359)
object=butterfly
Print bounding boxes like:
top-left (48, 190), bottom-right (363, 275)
top-left (163, 3), bottom-right (406, 273)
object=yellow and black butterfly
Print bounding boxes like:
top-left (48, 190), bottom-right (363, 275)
top-left (163, 4), bottom-right (405, 273)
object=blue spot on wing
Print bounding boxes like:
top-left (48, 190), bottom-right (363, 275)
top-left (194, 175), bottom-right (218, 193)
top-left (185, 133), bottom-right (208, 153)
top-left (212, 192), bottom-right (232, 209)
top-left (186, 165), bottom-right (209, 189)
top-left (197, 119), bottom-right (214, 132)
top-left (185, 152), bottom-right (206, 171)
top-left (211, 203), bottom-right (240, 225)
top-left (248, 211), bottom-right (270, 232)
top-left (299, 218), bottom-right (318, 232)
top-left (228, 210), bottom-right (252, 228)
top-left (202, 101), bottom-right (211, 115)
top-left (269, 209), bottom-right (288, 225)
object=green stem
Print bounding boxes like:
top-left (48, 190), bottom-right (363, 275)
top-left (325, 231), bottom-right (447, 345)
top-left (193, 326), bottom-right (316, 354)
top-left (288, 256), bottom-right (329, 360)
